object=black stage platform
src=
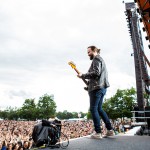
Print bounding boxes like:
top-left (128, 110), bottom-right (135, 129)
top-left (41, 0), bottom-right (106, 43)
top-left (40, 135), bottom-right (150, 150)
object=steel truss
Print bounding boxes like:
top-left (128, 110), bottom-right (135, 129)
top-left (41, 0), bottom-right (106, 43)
top-left (125, 2), bottom-right (150, 110)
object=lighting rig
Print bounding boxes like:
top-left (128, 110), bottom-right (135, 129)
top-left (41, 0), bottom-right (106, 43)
top-left (124, 2), bottom-right (150, 110)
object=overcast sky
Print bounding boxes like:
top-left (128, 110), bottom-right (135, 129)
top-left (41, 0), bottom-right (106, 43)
top-left (0, 0), bottom-right (149, 113)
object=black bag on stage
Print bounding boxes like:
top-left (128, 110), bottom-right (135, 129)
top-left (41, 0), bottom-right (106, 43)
top-left (32, 119), bottom-right (61, 147)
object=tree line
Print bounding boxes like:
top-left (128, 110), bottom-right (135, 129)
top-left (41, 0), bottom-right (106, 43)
top-left (0, 93), bottom-right (87, 120)
top-left (0, 87), bottom-right (146, 121)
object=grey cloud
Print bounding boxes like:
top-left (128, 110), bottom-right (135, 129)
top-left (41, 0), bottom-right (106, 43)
top-left (7, 90), bottom-right (31, 99)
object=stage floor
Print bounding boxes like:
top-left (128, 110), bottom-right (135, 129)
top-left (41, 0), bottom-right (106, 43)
top-left (41, 135), bottom-right (150, 150)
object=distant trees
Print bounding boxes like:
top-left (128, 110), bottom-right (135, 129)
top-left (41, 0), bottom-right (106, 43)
top-left (56, 110), bottom-right (86, 119)
top-left (0, 94), bottom-right (86, 120)
top-left (37, 94), bottom-right (56, 119)
top-left (87, 87), bottom-right (137, 121)
top-left (0, 107), bottom-right (19, 120)
top-left (19, 99), bottom-right (37, 120)
top-left (0, 87), bottom-right (139, 121)
top-left (0, 94), bottom-right (56, 120)
top-left (103, 87), bottom-right (136, 121)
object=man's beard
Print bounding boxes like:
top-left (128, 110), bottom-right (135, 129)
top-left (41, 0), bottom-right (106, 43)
top-left (89, 55), bottom-right (94, 60)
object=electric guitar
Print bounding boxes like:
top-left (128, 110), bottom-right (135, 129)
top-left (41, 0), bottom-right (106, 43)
top-left (68, 61), bottom-right (88, 91)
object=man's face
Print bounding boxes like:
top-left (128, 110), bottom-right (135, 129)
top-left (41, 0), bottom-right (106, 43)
top-left (87, 48), bottom-right (94, 60)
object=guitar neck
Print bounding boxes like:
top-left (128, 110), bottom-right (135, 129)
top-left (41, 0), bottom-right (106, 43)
top-left (74, 68), bottom-right (88, 86)
top-left (82, 78), bottom-right (88, 86)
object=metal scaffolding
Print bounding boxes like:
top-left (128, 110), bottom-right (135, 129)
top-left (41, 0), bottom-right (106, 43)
top-left (125, 2), bottom-right (150, 110)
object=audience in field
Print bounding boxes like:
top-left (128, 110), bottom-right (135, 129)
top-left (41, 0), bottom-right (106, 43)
top-left (0, 119), bottom-right (130, 149)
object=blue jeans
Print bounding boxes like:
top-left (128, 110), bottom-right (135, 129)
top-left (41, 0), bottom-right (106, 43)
top-left (89, 88), bottom-right (112, 133)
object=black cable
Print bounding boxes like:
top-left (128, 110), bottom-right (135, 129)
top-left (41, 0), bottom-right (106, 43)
top-left (52, 125), bottom-right (69, 149)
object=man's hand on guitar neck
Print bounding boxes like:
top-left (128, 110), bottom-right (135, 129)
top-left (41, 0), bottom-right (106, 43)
top-left (77, 72), bottom-right (83, 78)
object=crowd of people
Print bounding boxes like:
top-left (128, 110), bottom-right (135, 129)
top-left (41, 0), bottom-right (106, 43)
top-left (0, 119), bottom-right (130, 150)
top-left (0, 120), bottom-right (34, 150)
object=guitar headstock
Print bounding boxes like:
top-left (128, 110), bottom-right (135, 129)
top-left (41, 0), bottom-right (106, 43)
top-left (68, 61), bottom-right (76, 69)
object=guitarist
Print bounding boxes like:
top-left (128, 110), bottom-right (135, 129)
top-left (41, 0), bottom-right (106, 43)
top-left (77, 45), bottom-right (114, 139)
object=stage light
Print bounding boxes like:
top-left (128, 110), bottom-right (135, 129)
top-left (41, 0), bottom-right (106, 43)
top-left (145, 36), bottom-right (149, 40)
top-left (142, 27), bottom-right (146, 32)
top-left (139, 18), bottom-right (143, 22)
top-left (137, 8), bottom-right (140, 14)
